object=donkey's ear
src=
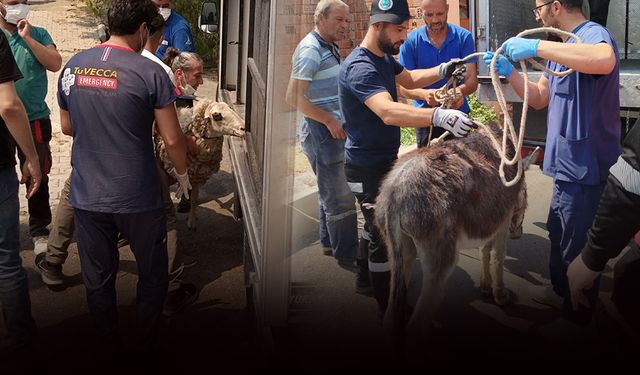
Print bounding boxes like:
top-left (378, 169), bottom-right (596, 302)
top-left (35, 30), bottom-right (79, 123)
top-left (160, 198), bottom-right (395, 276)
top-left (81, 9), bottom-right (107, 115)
top-left (522, 146), bottom-right (541, 170)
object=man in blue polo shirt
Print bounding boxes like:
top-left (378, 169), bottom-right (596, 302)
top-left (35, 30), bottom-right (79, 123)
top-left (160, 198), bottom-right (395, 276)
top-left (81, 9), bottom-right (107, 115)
top-left (485, 0), bottom-right (620, 325)
top-left (152, 0), bottom-right (194, 59)
top-left (286, 0), bottom-right (361, 282)
top-left (340, 0), bottom-right (475, 316)
top-left (398, 0), bottom-right (478, 147)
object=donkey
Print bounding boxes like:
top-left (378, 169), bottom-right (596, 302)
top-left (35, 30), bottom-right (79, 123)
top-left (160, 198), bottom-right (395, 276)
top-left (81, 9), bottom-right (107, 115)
top-left (375, 123), bottom-right (538, 339)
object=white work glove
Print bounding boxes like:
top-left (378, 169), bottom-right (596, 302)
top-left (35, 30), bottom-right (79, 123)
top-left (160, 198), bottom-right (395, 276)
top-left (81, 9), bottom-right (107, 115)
top-left (432, 107), bottom-right (477, 137)
top-left (171, 168), bottom-right (192, 200)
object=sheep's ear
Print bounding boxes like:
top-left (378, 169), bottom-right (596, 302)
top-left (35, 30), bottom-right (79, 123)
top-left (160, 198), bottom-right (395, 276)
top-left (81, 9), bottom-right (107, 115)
top-left (522, 146), bottom-right (541, 170)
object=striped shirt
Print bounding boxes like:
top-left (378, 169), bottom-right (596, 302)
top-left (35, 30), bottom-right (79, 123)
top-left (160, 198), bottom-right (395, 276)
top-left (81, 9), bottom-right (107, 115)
top-left (291, 31), bottom-right (342, 122)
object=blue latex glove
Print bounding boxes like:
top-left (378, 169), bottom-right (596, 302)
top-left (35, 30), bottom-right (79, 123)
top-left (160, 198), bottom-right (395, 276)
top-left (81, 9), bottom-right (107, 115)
top-left (502, 37), bottom-right (540, 62)
top-left (483, 51), bottom-right (513, 77)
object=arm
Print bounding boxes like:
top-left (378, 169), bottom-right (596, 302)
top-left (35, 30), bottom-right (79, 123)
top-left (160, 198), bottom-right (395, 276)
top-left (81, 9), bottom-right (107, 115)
top-left (0, 80), bottom-right (41, 198)
top-left (60, 108), bottom-right (72, 135)
top-left (17, 21), bottom-right (62, 72)
top-left (567, 125), bottom-right (640, 310)
top-left (506, 71), bottom-right (550, 110)
top-left (395, 66), bottom-right (442, 90)
top-left (154, 104), bottom-right (188, 175)
top-left (364, 91), bottom-right (434, 128)
top-left (285, 78), bottom-right (345, 139)
top-left (536, 40), bottom-right (616, 75)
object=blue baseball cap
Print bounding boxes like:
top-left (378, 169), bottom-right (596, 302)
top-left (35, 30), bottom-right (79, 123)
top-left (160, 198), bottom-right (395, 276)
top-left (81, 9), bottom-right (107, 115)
top-left (370, 0), bottom-right (411, 25)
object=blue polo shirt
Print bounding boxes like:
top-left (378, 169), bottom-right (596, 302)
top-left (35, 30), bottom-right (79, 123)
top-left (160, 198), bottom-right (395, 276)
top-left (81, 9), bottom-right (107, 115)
top-left (155, 11), bottom-right (195, 59)
top-left (543, 21), bottom-right (621, 185)
top-left (339, 47), bottom-right (404, 167)
top-left (399, 24), bottom-right (476, 113)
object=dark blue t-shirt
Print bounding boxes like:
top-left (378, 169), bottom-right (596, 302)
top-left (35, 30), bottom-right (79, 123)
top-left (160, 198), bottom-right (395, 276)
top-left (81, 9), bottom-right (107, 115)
top-left (57, 44), bottom-right (177, 213)
top-left (339, 47), bottom-right (404, 167)
top-left (543, 21), bottom-right (621, 185)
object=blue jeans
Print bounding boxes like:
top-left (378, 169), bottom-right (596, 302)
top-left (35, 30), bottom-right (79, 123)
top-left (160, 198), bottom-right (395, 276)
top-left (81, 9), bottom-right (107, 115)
top-left (300, 119), bottom-right (358, 261)
top-left (0, 167), bottom-right (36, 349)
top-left (547, 179), bottom-right (605, 323)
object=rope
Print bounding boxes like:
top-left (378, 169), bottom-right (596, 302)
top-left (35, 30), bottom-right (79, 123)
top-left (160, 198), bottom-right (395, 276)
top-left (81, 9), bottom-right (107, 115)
top-left (429, 27), bottom-right (581, 186)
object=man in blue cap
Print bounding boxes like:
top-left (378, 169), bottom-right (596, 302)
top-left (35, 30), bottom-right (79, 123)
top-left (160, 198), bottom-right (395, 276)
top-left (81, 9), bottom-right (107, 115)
top-left (339, 0), bottom-right (475, 316)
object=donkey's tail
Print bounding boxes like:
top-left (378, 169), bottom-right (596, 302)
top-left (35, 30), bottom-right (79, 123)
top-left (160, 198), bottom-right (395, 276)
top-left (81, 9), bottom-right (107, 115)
top-left (378, 197), bottom-right (409, 348)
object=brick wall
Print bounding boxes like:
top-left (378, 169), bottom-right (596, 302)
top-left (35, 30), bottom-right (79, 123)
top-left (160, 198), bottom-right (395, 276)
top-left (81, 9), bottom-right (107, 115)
top-left (280, 1), bottom-right (464, 62)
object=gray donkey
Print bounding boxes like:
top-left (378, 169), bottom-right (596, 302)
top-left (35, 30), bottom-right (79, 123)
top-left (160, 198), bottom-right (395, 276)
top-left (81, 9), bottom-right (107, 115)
top-left (375, 123), bottom-right (537, 339)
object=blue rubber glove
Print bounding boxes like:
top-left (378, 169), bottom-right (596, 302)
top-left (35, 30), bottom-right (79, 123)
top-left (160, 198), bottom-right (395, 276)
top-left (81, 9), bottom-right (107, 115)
top-left (502, 37), bottom-right (540, 62)
top-left (483, 51), bottom-right (513, 78)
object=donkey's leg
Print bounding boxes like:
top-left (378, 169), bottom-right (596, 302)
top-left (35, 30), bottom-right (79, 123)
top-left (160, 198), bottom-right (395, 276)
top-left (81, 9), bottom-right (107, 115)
top-left (479, 242), bottom-right (493, 295)
top-left (187, 184), bottom-right (199, 231)
top-left (384, 230), bottom-right (417, 342)
top-left (491, 225), bottom-right (511, 306)
top-left (407, 241), bottom-right (457, 338)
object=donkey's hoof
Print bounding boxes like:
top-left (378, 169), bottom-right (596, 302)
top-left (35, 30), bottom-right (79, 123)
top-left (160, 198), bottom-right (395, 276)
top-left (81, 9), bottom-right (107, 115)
top-left (479, 282), bottom-right (492, 295)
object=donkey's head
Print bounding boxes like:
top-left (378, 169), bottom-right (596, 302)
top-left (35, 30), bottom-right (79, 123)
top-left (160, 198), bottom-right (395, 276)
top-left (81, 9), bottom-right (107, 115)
top-left (509, 146), bottom-right (541, 239)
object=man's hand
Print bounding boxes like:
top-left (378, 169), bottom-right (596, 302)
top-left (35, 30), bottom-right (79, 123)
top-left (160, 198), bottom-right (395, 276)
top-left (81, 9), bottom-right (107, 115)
top-left (16, 19), bottom-right (32, 40)
top-left (438, 58), bottom-right (466, 79)
top-left (450, 91), bottom-right (464, 109)
top-left (502, 37), bottom-right (540, 62)
top-left (171, 168), bottom-right (192, 200)
top-left (432, 107), bottom-right (477, 137)
top-left (567, 254), bottom-right (600, 311)
top-left (325, 117), bottom-right (346, 139)
top-left (21, 156), bottom-right (41, 199)
top-left (483, 51), bottom-right (514, 78)
top-left (422, 89), bottom-right (438, 107)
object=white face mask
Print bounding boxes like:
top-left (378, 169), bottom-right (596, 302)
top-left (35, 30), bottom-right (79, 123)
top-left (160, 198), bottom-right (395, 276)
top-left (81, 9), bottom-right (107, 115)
top-left (179, 84), bottom-right (196, 97)
top-left (158, 7), bottom-right (171, 21)
top-left (3, 3), bottom-right (29, 25)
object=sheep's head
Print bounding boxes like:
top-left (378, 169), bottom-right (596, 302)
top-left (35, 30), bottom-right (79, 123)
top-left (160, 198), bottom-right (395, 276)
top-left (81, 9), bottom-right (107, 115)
top-left (203, 101), bottom-right (246, 138)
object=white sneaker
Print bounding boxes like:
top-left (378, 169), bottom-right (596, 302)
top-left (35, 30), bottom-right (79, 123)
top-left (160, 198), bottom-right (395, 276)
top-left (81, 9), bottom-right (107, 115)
top-left (529, 285), bottom-right (563, 309)
top-left (32, 236), bottom-right (48, 255)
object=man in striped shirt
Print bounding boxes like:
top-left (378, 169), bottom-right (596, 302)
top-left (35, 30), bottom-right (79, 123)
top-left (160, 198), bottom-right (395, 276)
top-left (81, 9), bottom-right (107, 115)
top-left (286, 0), bottom-right (363, 288)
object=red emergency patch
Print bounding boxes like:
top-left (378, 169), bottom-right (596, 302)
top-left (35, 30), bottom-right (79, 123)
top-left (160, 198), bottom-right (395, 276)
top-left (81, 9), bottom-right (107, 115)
top-left (76, 75), bottom-right (118, 90)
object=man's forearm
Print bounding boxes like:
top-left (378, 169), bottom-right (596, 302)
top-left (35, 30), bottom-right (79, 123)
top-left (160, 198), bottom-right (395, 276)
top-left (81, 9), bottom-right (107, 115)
top-left (536, 40), bottom-right (616, 75)
top-left (1, 98), bottom-right (38, 160)
top-left (293, 96), bottom-right (336, 125)
top-left (23, 38), bottom-right (62, 72)
top-left (506, 72), bottom-right (548, 110)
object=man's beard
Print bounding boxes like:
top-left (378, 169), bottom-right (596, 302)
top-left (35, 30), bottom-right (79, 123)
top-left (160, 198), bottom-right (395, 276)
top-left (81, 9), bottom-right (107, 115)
top-left (378, 29), bottom-right (401, 55)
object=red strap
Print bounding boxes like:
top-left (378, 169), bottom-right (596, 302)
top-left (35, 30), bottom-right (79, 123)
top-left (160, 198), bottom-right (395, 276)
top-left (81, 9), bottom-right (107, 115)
top-left (33, 120), bottom-right (43, 144)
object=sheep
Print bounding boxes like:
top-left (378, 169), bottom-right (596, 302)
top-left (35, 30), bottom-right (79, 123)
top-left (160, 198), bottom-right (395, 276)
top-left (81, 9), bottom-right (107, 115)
top-left (155, 98), bottom-right (245, 230)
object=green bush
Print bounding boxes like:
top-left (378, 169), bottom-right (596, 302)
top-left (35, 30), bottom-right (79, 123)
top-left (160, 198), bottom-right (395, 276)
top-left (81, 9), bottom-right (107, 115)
top-left (82, 0), bottom-right (219, 67)
top-left (468, 93), bottom-right (499, 125)
top-left (400, 127), bottom-right (416, 146)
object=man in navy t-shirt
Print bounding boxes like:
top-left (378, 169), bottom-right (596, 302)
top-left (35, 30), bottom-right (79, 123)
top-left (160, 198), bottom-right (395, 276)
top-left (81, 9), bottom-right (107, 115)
top-left (57, 0), bottom-right (189, 347)
top-left (485, 0), bottom-right (620, 325)
top-left (339, 0), bottom-right (475, 315)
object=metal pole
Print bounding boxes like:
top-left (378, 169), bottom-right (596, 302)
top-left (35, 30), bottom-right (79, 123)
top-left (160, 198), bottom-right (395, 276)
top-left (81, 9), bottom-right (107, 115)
top-left (625, 0), bottom-right (629, 59)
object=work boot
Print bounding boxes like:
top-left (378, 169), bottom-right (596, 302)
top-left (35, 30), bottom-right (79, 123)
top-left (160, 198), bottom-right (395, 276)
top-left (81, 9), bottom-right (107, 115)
top-left (35, 253), bottom-right (63, 286)
top-left (355, 257), bottom-right (373, 296)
